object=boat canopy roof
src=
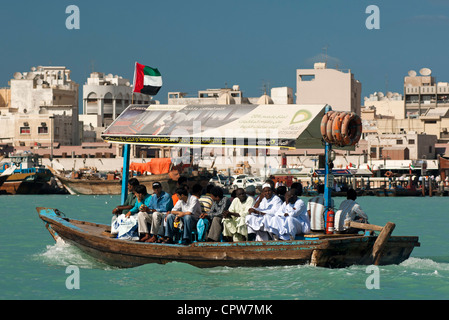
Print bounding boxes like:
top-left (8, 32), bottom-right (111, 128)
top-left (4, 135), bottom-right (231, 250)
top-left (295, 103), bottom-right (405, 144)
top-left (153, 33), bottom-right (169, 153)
top-left (102, 104), bottom-right (354, 150)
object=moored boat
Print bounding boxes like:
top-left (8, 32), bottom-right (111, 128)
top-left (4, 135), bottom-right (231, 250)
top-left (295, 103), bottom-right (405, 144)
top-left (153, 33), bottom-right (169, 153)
top-left (0, 152), bottom-right (67, 194)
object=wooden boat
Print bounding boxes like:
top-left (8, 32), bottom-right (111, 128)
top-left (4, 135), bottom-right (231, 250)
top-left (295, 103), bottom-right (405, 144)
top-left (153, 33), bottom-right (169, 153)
top-left (374, 188), bottom-right (422, 197)
top-left (0, 152), bottom-right (67, 195)
top-left (54, 170), bottom-right (213, 195)
top-left (37, 207), bottom-right (420, 269)
top-left (55, 172), bottom-right (173, 195)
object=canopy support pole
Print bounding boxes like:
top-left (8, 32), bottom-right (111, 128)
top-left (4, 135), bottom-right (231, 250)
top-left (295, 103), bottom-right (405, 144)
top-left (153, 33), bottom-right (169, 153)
top-left (324, 105), bottom-right (333, 229)
top-left (121, 144), bottom-right (131, 205)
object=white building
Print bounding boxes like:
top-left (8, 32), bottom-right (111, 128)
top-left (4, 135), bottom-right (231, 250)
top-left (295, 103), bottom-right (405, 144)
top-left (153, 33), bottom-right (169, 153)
top-left (6, 66), bottom-right (80, 147)
top-left (81, 72), bottom-right (156, 130)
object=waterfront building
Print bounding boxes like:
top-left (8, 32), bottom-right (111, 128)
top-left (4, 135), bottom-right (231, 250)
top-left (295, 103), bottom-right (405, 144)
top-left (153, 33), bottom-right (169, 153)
top-left (296, 62), bottom-right (362, 115)
top-left (168, 85), bottom-right (293, 105)
top-left (81, 72), bottom-right (156, 129)
top-left (403, 68), bottom-right (449, 118)
top-left (3, 66), bottom-right (80, 148)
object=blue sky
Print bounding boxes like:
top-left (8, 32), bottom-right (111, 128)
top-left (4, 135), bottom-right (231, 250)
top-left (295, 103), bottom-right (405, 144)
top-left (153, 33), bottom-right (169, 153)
top-left (1, 0), bottom-right (449, 104)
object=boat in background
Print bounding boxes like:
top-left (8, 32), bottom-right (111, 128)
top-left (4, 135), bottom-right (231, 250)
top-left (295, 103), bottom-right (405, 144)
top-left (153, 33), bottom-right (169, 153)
top-left (0, 151), bottom-right (67, 195)
top-left (51, 159), bottom-right (213, 195)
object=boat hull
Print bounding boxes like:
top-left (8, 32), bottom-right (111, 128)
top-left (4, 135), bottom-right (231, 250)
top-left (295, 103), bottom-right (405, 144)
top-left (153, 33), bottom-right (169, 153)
top-left (37, 208), bottom-right (419, 268)
top-left (37, 207), bottom-right (420, 269)
top-left (0, 172), bottom-right (67, 195)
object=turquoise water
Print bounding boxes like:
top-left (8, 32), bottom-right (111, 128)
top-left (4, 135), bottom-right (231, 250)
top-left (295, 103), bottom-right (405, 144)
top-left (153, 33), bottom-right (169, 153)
top-left (1, 194), bottom-right (449, 300)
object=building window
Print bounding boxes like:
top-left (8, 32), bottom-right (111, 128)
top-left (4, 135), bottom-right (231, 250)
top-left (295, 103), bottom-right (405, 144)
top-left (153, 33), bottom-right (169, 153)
top-left (409, 139), bottom-right (415, 144)
top-left (20, 126), bottom-right (31, 134)
top-left (396, 139), bottom-right (403, 145)
top-left (38, 126), bottom-right (48, 134)
top-left (300, 75), bottom-right (315, 81)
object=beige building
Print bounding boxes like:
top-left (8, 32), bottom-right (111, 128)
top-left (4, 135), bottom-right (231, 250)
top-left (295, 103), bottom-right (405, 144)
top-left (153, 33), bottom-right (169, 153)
top-left (402, 68), bottom-right (449, 118)
top-left (168, 85), bottom-right (293, 105)
top-left (4, 66), bottom-right (80, 148)
top-left (366, 133), bottom-right (437, 160)
top-left (296, 62), bottom-right (362, 115)
top-left (0, 88), bottom-right (11, 110)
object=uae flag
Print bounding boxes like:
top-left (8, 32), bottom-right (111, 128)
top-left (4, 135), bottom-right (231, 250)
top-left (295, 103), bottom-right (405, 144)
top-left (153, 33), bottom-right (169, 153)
top-left (132, 62), bottom-right (162, 96)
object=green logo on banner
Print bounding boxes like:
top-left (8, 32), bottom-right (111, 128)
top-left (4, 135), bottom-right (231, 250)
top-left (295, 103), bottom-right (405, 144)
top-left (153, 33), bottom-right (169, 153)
top-left (290, 110), bottom-right (312, 125)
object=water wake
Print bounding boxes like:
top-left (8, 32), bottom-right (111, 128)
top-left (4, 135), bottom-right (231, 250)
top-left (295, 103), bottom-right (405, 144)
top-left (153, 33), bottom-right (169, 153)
top-left (35, 238), bottom-right (112, 270)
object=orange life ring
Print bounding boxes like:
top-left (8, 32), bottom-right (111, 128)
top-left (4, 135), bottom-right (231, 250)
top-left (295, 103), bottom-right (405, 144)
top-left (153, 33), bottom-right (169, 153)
top-left (326, 112), bottom-right (339, 144)
top-left (341, 112), bottom-right (362, 146)
top-left (321, 111), bottom-right (363, 147)
top-left (321, 111), bottom-right (334, 143)
top-left (385, 171), bottom-right (393, 178)
top-left (332, 112), bottom-right (345, 146)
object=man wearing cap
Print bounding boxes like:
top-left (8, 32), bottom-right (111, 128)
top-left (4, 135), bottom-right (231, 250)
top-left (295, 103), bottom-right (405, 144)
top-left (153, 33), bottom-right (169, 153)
top-left (137, 182), bottom-right (173, 243)
top-left (245, 183), bottom-right (283, 241)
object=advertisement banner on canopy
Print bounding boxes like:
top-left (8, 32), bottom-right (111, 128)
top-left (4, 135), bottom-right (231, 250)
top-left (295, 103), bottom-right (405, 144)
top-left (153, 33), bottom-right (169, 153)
top-left (101, 104), bottom-right (327, 149)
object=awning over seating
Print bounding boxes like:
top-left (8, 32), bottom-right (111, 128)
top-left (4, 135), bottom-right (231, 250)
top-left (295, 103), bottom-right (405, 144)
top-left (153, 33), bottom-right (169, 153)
top-left (101, 104), bottom-right (352, 149)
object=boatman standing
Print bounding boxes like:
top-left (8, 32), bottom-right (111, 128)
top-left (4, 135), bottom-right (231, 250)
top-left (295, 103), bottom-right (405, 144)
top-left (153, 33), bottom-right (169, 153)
top-left (245, 183), bottom-right (282, 241)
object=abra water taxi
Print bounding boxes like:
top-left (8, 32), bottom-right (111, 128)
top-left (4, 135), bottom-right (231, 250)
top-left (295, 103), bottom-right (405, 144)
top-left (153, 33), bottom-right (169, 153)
top-left (37, 103), bottom-right (420, 268)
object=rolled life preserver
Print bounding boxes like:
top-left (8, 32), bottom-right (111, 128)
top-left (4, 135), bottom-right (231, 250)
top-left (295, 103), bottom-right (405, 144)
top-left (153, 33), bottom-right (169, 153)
top-left (331, 112), bottom-right (345, 146)
top-left (321, 111), bottom-right (363, 147)
top-left (341, 112), bottom-right (362, 146)
top-left (320, 111), bottom-right (334, 143)
top-left (326, 112), bottom-right (339, 144)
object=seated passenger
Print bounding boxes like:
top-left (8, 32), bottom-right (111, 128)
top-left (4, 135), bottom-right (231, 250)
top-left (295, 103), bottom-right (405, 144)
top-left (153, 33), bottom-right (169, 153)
top-left (246, 183), bottom-right (283, 241)
top-left (335, 188), bottom-right (369, 234)
top-left (161, 187), bottom-right (202, 245)
top-left (266, 190), bottom-right (310, 240)
top-left (206, 186), bottom-right (231, 242)
top-left (141, 182), bottom-right (173, 243)
top-left (222, 188), bottom-right (255, 241)
top-left (126, 185), bottom-right (152, 241)
top-left (111, 178), bottom-right (139, 235)
top-left (194, 184), bottom-right (211, 241)
top-left (307, 184), bottom-right (334, 232)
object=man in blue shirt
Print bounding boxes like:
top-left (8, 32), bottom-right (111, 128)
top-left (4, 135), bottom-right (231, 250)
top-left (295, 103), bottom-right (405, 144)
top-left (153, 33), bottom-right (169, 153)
top-left (144, 182), bottom-right (173, 243)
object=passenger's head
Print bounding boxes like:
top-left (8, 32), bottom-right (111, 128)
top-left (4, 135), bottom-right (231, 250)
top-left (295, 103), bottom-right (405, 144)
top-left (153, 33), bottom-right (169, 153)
top-left (290, 182), bottom-right (303, 196)
top-left (317, 184), bottom-right (325, 194)
top-left (176, 187), bottom-right (189, 202)
top-left (128, 178), bottom-right (139, 192)
top-left (262, 183), bottom-right (274, 199)
top-left (134, 185), bottom-right (147, 201)
top-left (210, 186), bottom-right (224, 202)
top-left (152, 182), bottom-right (163, 196)
top-left (235, 188), bottom-right (247, 203)
top-left (177, 176), bottom-right (188, 186)
top-left (205, 184), bottom-right (214, 194)
top-left (347, 188), bottom-right (357, 201)
top-left (192, 183), bottom-right (203, 197)
top-left (285, 190), bottom-right (297, 204)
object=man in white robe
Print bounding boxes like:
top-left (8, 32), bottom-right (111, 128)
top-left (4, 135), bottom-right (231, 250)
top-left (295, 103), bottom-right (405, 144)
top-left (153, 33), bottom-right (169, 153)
top-left (245, 183), bottom-right (282, 241)
top-left (267, 190), bottom-right (310, 240)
